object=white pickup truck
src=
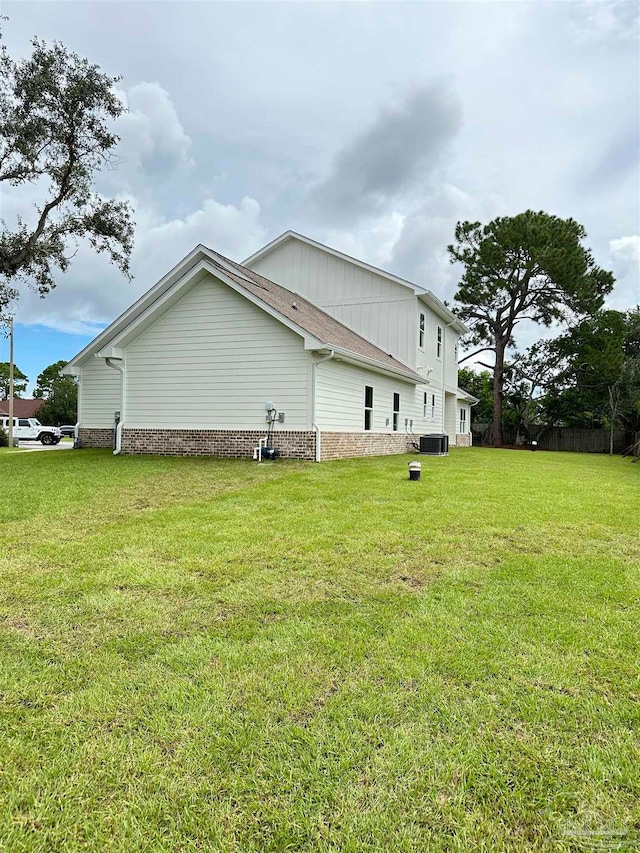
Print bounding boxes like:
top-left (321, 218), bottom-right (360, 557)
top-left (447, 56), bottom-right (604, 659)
top-left (1, 417), bottom-right (62, 445)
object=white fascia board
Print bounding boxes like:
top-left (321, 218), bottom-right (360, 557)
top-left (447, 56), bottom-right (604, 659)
top-left (331, 348), bottom-right (421, 384)
top-left (418, 292), bottom-right (469, 334)
top-left (243, 230), bottom-right (428, 295)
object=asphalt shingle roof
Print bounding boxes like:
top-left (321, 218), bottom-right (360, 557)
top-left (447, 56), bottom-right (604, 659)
top-left (206, 250), bottom-right (421, 381)
top-left (0, 399), bottom-right (45, 418)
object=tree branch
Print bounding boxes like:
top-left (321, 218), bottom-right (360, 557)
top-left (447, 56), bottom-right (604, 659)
top-left (458, 347), bottom-right (496, 365)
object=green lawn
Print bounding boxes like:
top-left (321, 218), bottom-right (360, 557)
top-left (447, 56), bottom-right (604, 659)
top-left (0, 448), bottom-right (638, 852)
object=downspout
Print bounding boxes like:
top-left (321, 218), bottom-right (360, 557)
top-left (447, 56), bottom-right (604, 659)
top-left (311, 349), bottom-right (334, 463)
top-left (105, 357), bottom-right (125, 455)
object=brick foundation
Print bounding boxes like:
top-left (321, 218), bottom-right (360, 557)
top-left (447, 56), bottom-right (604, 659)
top-left (121, 429), bottom-right (317, 460)
top-left (77, 427), bottom-right (114, 449)
top-left (78, 427), bottom-right (429, 461)
top-left (320, 432), bottom-right (412, 461)
top-left (455, 433), bottom-right (472, 447)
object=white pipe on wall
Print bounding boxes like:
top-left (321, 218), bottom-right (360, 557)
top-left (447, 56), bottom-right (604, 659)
top-left (311, 349), bottom-right (334, 463)
top-left (105, 357), bottom-right (125, 455)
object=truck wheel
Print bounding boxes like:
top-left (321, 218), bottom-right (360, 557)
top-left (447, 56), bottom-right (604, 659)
top-left (40, 433), bottom-right (54, 445)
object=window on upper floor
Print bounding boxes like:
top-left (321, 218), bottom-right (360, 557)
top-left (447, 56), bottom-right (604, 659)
top-left (437, 326), bottom-right (443, 359)
top-left (419, 313), bottom-right (425, 349)
top-left (364, 385), bottom-right (373, 431)
top-left (393, 392), bottom-right (400, 432)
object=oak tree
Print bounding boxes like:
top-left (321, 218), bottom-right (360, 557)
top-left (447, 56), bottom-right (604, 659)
top-left (0, 32), bottom-right (134, 312)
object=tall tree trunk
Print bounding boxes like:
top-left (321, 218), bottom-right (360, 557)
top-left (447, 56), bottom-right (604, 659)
top-left (492, 340), bottom-right (506, 447)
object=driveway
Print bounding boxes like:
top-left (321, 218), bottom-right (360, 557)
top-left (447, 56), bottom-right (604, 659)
top-left (16, 439), bottom-right (75, 453)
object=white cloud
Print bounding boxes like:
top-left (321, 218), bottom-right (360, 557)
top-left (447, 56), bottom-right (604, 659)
top-left (115, 82), bottom-right (194, 178)
top-left (609, 235), bottom-right (640, 308)
top-left (571, 0), bottom-right (639, 43)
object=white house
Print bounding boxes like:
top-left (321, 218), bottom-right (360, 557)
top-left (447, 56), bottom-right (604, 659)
top-left (64, 231), bottom-right (476, 461)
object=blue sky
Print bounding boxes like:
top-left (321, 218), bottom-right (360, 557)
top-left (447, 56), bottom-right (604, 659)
top-left (2, 0), bottom-right (639, 389)
top-left (0, 325), bottom-right (95, 393)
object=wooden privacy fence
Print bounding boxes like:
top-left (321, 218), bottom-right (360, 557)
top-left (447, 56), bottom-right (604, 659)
top-left (472, 425), bottom-right (637, 455)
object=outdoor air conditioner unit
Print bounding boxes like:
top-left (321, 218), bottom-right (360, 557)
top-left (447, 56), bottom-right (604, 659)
top-left (419, 434), bottom-right (449, 456)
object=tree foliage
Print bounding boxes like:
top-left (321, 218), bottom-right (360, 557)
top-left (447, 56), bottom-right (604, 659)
top-left (544, 309), bottom-right (640, 445)
top-left (0, 31), bottom-right (134, 312)
top-left (33, 359), bottom-right (78, 424)
top-left (450, 211), bottom-right (614, 446)
top-left (0, 361), bottom-right (27, 398)
top-left (457, 367), bottom-right (492, 423)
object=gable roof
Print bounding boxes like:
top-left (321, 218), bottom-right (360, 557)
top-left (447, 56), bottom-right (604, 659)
top-left (456, 387), bottom-right (479, 404)
top-left (64, 245), bottom-right (421, 383)
top-left (243, 230), bottom-right (469, 335)
top-left (0, 398), bottom-right (45, 419)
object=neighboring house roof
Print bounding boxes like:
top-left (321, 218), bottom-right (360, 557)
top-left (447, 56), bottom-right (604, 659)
top-left (457, 387), bottom-right (479, 404)
top-left (243, 230), bottom-right (469, 335)
top-left (0, 398), bottom-right (45, 418)
top-left (63, 245), bottom-right (422, 383)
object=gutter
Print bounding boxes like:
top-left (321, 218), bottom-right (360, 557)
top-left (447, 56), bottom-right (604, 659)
top-left (311, 349), bottom-right (334, 463)
top-left (105, 357), bottom-right (125, 455)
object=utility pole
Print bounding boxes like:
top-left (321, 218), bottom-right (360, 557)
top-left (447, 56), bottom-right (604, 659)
top-left (8, 317), bottom-right (14, 449)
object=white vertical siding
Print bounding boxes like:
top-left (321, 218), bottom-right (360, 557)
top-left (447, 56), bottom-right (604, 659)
top-left (316, 359), bottom-right (443, 435)
top-left (78, 359), bottom-right (122, 428)
top-left (249, 239), bottom-right (417, 366)
top-left (444, 325), bottom-right (459, 390)
top-left (444, 392), bottom-right (457, 444)
top-left (123, 273), bottom-right (311, 430)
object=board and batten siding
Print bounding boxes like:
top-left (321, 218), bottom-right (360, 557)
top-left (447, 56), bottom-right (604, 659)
top-left (316, 359), bottom-right (443, 434)
top-left (78, 359), bottom-right (122, 428)
top-left (249, 238), bottom-right (417, 366)
top-left (123, 274), bottom-right (311, 430)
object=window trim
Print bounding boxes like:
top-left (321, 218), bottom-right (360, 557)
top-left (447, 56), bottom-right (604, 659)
top-left (423, 392), bottom-right (428, 418)
top-left (436, 325), bottom-right (443, 360)
top-left (431, 393), bottom-right (436, 420)
top-left (392, 392), bottom-right (400, 432)
top-left (419, 312), bottom-right (425, 350)
top-left (459, 407), bottom-right (467, 434)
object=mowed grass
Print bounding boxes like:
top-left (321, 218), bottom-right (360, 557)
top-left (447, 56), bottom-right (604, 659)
top-left (0, 448), bottom-right (638, 852)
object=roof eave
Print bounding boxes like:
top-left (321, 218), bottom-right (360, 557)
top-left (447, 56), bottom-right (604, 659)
top-left (330, 347), bottom-right (421, 384)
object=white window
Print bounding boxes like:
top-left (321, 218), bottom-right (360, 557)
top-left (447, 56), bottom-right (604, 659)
top-left (431, 393), bottom-right (436, 419)
top-left (437, 326), bottom-right (443, 359)
top-left (364, 385), bottom-right (373, 431)
top-left (423, 392), bottom-right (428, 418)
top-left (459, 408), bottom-right (467, 433)
top-left (393, 393), bottom-right (400, 432)
top-left (419, 313), bottom-right (425, 349)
